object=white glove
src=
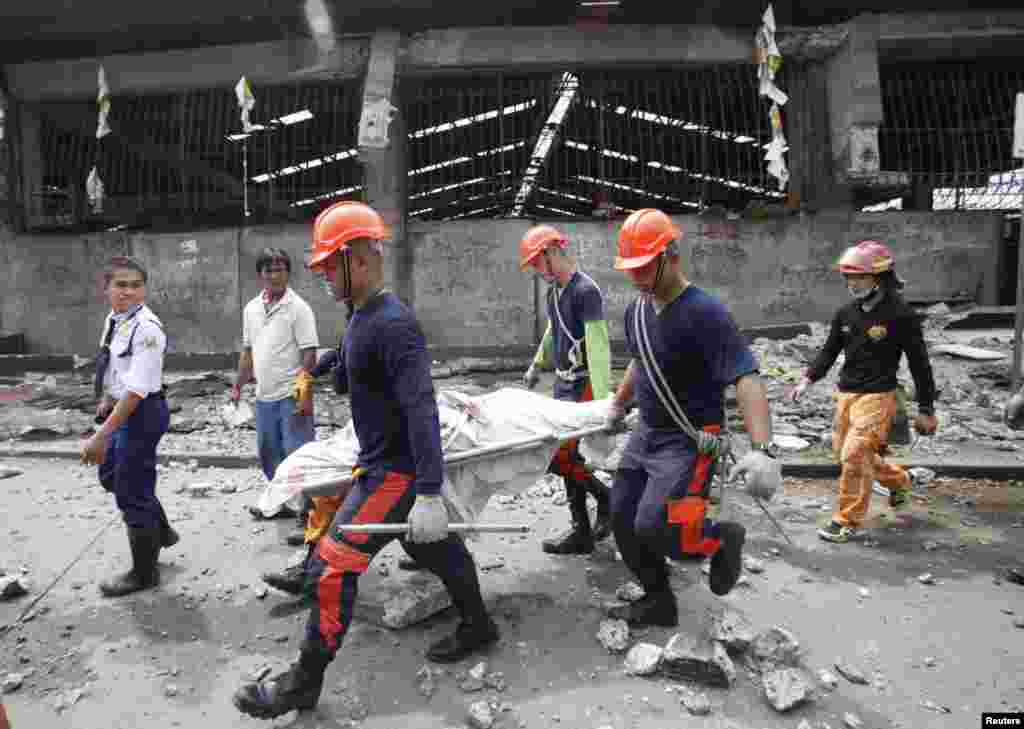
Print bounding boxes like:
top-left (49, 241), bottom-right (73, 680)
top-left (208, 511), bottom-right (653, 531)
top-left (605, 399), bottom-right (628, 433)
top-left (728, 450), bottom-right (781, 502)
top-left (408, 495), bottom-right (448, 543)
top-left (789, 376), bottom-right (812, 403)
top-left (523, 365), bottom-right (540, 390)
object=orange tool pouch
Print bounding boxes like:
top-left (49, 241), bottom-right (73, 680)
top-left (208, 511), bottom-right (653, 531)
top-left (665, 426), bottom-right (723, 558)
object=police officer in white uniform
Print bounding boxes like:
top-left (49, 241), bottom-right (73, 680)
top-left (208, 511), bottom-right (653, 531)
top-left (81, 256), bottom-right (175, 597)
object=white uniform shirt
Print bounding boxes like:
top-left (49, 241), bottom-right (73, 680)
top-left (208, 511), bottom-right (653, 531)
top-left (242, 287), bottom-right (319, 402)
top-left (100, 304), bottom-right (166, 400)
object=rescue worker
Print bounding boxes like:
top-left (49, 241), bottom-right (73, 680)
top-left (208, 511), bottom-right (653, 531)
top-left (233, 248), bottom-right (319, 540)
top-left (233, 202), bottom-right (499, 719)
top-left (520, 225), bottom-right (613, 555)
top-left (790, 240), bottom-right (938, 543)
top-left (604, 209), bottom-right (780, 626)
top-left (81, 256), bottom-right (174, 597)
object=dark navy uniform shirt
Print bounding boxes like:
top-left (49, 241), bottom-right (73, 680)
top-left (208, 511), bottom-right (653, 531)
top-left (333, 292), bottom-right (444, 495)
top-left (624, 286), bottom-right (758, 431)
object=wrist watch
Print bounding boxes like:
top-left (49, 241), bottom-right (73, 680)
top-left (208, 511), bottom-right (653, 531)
top-left (751, 441), bottom-right (779, 459)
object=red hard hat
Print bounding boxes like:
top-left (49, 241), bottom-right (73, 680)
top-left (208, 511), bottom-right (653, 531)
top-left (519, 225), bottom-right (566, 271)
top-left (614, 208), bottom-right (681, 270)
top-left (836, 239), bottom-right (894, 275)
top-left (309, 201), bottom-right (389, 269)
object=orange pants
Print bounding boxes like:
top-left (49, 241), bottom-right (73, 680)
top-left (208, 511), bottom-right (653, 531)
top-left (832, 391), bottom-right (911, 527)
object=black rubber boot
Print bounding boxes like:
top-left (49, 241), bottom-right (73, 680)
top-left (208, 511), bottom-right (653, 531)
top-left (542, 482), bottom-right (594, 555)
top-left (262, 548), bottom-right (312, 596)
top-left (157, 504), bottom-right (179, 548)
top-left (584, 477), bottom-right (612, 542)
top-left (607, 587), bottom-right (678, 627)
top-left (426, 614), bottom-right (500, 663)
top-left (233, 643), bottom-right (332, 719)
top-left (100, 526), bottom-right (161, 598)
top-left (398, 557), bottom-right (425, 571)
top-left (708, 522), bottom-right (746, 596)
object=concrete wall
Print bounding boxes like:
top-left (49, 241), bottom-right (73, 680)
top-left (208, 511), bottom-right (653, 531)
top-left (0, 211), bottom-right (1002, 356)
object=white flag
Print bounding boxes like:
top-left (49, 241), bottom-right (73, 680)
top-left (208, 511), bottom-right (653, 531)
top-left (96, 65), bottom-right (111, 139)
top-left (86, 166), bottom-right (105, 213)
top-left (235, 76), bottom-right (256, 133)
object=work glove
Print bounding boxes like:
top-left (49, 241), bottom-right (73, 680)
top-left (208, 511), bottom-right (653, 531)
top-left (408, 494), bottom-right (449, 543)
top-left (789, 376), bottom-right (812, 403)
top-left (605, 399), bottom-right (629, 433)
top-left (1006, 391), bottom-right (1024, 430)
top-left (913, 413), bottom-right (938, 436)
top-left (523, 365), bottom-right (540, 390)
top-left (293, 370), bottom-right (314, 416)
top-left (728, 450), bottom-right (781, 502)
top-left (229, 383), bottom-right (242, 404)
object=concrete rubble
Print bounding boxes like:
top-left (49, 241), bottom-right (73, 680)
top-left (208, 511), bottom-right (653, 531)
top-left (761, 667), bottom-right (814, 712)
top-left (660, 633), bottom-right (736, 687)
top-left (596, 619), bottom-right (630, 653)
top-left (623, 643), bottom-right (663, 676)
top-left (710, 609), bottom-right (756, 655)
top-left (0, 576), bottom-right (29, 601)
top-left (834, 659), bottom-right (869, 685)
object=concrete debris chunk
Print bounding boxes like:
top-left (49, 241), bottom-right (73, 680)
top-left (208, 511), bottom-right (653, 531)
top-left (2, 673), bottom-right (24, 694)
top-left (751, 626), bottom-right (801, 670)
top-left (918, 573), bottom-right (936, 585)
top-left (661, 633), bottom-right (736, 687)
top-left (615, 581), bottom-right (646, 602)
top-left (681, 690), bottom-right (712, 716)
top-left (908, 467), bottom-right (936, 486)
top-left (623, 643), bottom-right (663, 676)
top-left (743, 557), bottom-right (766, 574)
top-left (596, 619), bottom-right (630, 653)
top-left (710, 609), bottom-right (756, 655)
top-left (762, 668), bottom-right (813, 712)
top-left (834, 659), bottom-right (869, 685)
top-left (817, 669), bottom-right (839, 689)
top-left (843, 712), bottom-right (864, 728)
top-left (467, 700), bottom-right (495, 729)
top-left (186, 482), bottom-right (213, 497)
top-left (416, 665), bottom-right (437, 698)
top-left (0, 576), bottom-right (29, 601)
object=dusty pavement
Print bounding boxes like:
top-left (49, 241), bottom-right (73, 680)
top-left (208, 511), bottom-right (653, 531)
top-left (1, 453), bottom-right (1023, 729)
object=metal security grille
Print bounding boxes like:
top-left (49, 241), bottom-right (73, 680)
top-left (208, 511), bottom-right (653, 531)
top-left (31, 80), bottom-right (363, 230)
top-left (405, 66), bottom-right (777, 221)
top-left (878, 61), bottom-right (1024, 211)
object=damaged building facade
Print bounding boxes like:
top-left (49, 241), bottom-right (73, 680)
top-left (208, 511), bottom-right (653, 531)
top-left (0, 2), bottom-right (1022, 356)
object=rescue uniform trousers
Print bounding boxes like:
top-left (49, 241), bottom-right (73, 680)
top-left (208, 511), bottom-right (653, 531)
top-left (612, 421), bottom-right (722, 592)
top-left (302, 470), bottom-right (488, 657)
top-left (832, 391), bottom-right (911, 527)
top-left (548, 379), bottom-right (595, 490)
top-left (98, 395), bottom-right (171, 530)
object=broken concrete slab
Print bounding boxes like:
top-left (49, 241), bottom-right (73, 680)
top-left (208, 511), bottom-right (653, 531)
top-left (661, 633), bottom-right (736, 687)
top-left (354, 570), bottom-right (452, 630)
top-left (751, 626), bottom-right (801, 670)
top-left (710, 609), bottom-right (756, 655)
top-left (762, 667), bottom-right (814, 712)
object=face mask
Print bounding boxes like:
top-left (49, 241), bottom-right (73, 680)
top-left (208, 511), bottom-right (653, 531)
top-left (848, 284), bottom-right (877, 301)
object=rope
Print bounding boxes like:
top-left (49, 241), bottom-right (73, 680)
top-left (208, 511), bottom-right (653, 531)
top-left (0, 511), bottom-right (121, 643)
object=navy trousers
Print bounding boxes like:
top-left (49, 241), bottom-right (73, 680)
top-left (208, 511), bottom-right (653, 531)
top-left (98, 395), bottom-right (171, 529)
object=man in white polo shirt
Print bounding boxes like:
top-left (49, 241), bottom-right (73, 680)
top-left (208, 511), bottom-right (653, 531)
top-left (232, 248), bottom-right (319, 523)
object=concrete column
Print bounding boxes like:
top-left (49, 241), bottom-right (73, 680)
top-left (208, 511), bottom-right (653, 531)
top-left (17, 102), bottom-right (43, 229)
top-left (357, 30), bottom-right (410, 306)
top-left (825, 15), bottom-right (884, 185)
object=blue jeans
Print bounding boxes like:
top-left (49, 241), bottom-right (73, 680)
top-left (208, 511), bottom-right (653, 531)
top-left (255, 397), bottom-right (315, 482)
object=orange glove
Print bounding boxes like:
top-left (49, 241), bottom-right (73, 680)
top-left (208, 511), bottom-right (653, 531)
top-left (293, 370), bottom-right (314, 416)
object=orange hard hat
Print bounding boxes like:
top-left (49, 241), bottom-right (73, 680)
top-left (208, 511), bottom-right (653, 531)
top-left (519, 225), bottom-right (567, 271)
top-left (614, 208), bottom-right (681, 270)
top-left (308, 201), bottom-right (389, 269)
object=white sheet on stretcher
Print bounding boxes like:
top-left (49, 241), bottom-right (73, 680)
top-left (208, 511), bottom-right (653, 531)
top-left (255, 387), bottom-right (621, 523)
